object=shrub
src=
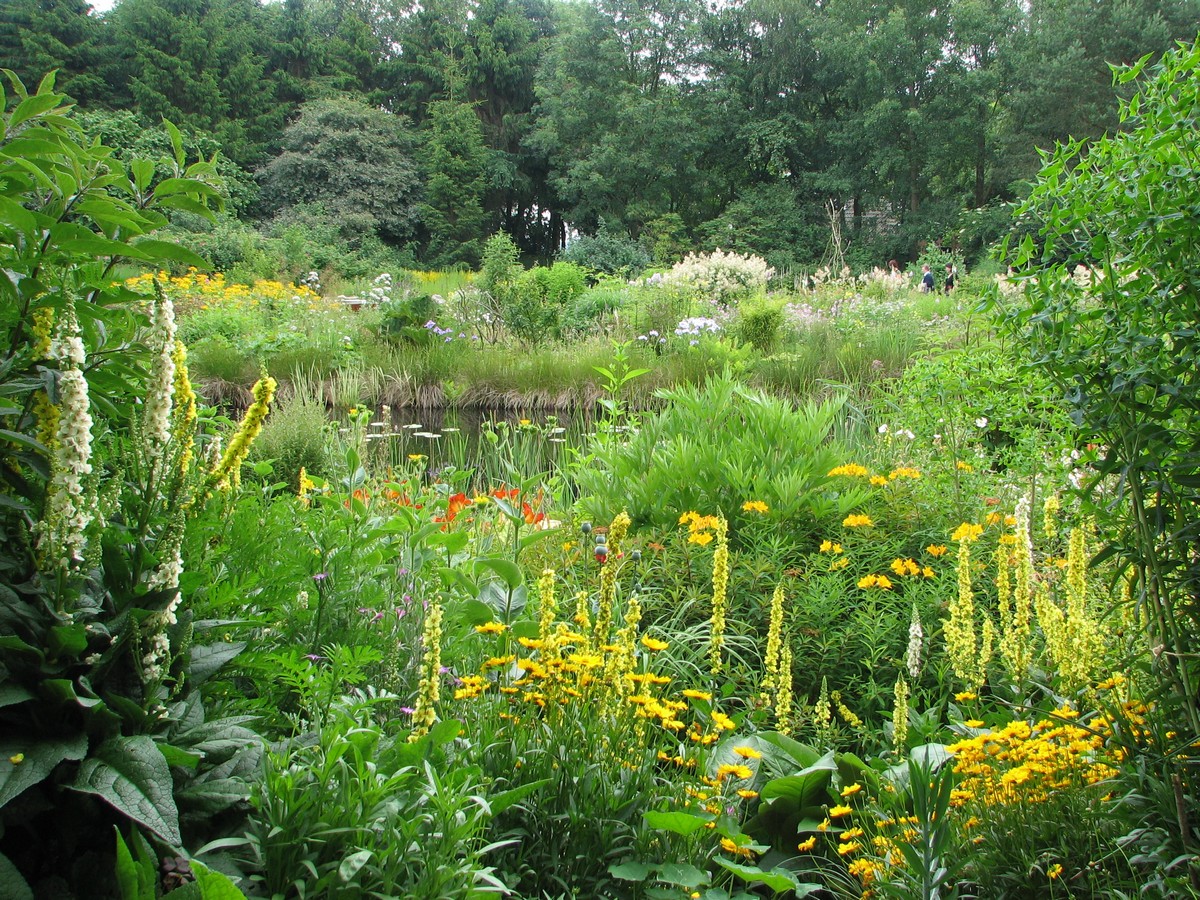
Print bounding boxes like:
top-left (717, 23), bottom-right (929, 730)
top-left (733, 299), bottom-right (786, 353)
top-left (574, 371), bottom-right (870, 542)
top-left (248, 389), bottom-right (333, 487)
top-left (558, 223), bottom-right (650, 278)
top-left (663, 249), bottom-right (774, 307)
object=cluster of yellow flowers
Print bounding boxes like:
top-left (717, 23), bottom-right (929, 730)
top-left (679, 510), bottom-right (722, 545)
top-left (948, 711), bottom-right (1118, 809)
top-left (124, 269), bottom-right (329, 315)
top-left (828, 463), bottom-right (922, 483)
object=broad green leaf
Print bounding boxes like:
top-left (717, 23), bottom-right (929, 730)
top-left (759, 753), bottom-right (836, 808)
top-left (713, 860), bottom-right (820, 895)
top-left (8, 93), bottom-right (65, 130)
top-left (163, 119), bottom-right (185, 167)
top-left (643, 808), bottom-right (714, 836)
top-left (187, 642), bottom-right (246, 684)
top-left (657, 862), bottom-right (709, 888)
top-left (473, 557), bottom-right (524, 589)
top-left (70, 736), bottom-right (182, 846)
top-left (0, 733), bottom-right (88, 809)
top-left (338, 850), bottom-right (372, 882)
top-left (608, 861), bottom-right (653, 881)
top-left (0, 851), bottom-right (33, 900)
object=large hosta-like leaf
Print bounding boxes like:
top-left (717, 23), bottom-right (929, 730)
top-left (69, 736), bottom-right (181, 846)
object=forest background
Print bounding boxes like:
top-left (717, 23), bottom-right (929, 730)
top-left (3, 0), bottom-right (1198, 280)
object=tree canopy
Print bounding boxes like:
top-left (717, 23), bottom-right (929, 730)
top-left (3, 0), bottom-right (1196, 267)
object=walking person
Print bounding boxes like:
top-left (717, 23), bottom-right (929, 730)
top-left (920, 264), bottom-right (935, 293)
top-left (943, 263), bottom-right (956, 294)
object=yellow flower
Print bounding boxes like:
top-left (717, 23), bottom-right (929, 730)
top-left (828, 804), bottom-right (853, 818)
top-left (926, 544), bottom-right (948, 557)
top-left (719, 837), bottom-right (755, 857)
top-left (840, 783), bottom-right (862, 798)
top-left (408, 453), bottom-right (425, 461)
top-left (736, 789), bottom-right (759, 799)
top-left (869, 475), bottom-right (889, 486)
top-left (837, 841), bottom-right (862, 856)
top-left (640, 634), bottom-right (669, 651)
top-left (955, 691), bottom-right (977, 702)
top-left (843, 514), bottom-right (874, 527)
top-left (475, 621), bottom-right (508, 634)
top-left (682, 689), bottom-right (713, 701)
top-left (797, 836), bottom-right (817, 851)
top-left (951, 522), bottom-right (984, 543)
top-left (733, 746), bottom-right (763, 759)
top-left (1048, 863), bottom-right (1063, 880)
top-left (956, 460), bottom-right (975, 472)
top-left (711, 711), bottom-right (735, 730)
top-left (741, 500), bottom-right (769, 513)
top-left (888, 467), bottom-right (921, 480)
top-left (689, 531), bottom-right (714, 546)
top-left (828, 463), bottom-right (869, 477)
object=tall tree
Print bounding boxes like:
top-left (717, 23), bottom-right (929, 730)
top-left (257, 95), bottom-right (422, 247)
top-left (0, 0), bottom-right (109, 104)
top-left (419, 99), bottom-right (490, 267)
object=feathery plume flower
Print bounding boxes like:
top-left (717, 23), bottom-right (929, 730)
top-left (906, 604), bottom-right (923, 679)
top-left (37, 303), bottom-right (95, 573)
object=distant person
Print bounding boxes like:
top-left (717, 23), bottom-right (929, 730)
top-left (920, 264), bottom-right (935, 293)
top-left (887, 259), bottom-right (901, 276)
top-left (943, 263), bottom-right (956, 294)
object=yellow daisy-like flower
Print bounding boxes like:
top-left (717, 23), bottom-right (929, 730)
top-left (954, 691), bottom-right (977, 702)
top-left (711, 711), bottom-right (736, 731)
top-left (475, 621), bottom-right (508, 634)
top-left (956, 460), bottom-right (974, 472)
top-left (837, 841), bottom-right (862, 856)
top-left (843, 514), bottom-right (874, 527)
top-left (797, 836), bottom-right (817, 852)
top-left (828, 804), bottom-right (853, 818)
top-left (682, 689), bottom-right (713, 701)
top-left (716, 763), bottom-right (754, 781)
top-left (741, 500), bottom-right (769, 513)
top-left (840, 783), bottom-right (863, 798)
top-left (736, 789), bottom-right (759, 799)
top-left (733, 746), bottom-right (763, 759)
top-left (640, 634), bottom-right (669, 651)
top-left (408, 453), bottom-right (425, 461)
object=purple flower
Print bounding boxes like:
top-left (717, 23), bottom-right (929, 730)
top-left (399, 706), bottom-right (415, 715)
top-left (305, 653), bottom-right (324, 662)
top-left (312, 572), bottom-right (329, 583)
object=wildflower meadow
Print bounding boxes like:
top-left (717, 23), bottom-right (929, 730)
top-left (2, 39), bottom-right (1200, 900)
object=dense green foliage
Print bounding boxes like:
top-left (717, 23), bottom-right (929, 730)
top-left (1, 0), bottom-right (1196, 270)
